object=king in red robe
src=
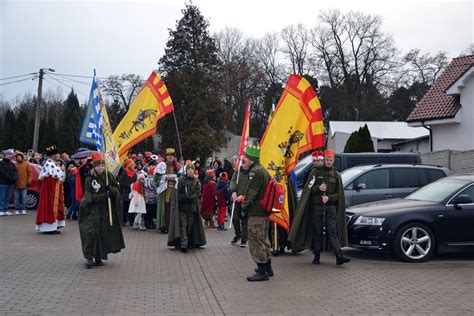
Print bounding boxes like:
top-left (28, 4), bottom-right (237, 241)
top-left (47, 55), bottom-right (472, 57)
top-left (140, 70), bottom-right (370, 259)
top-left (35, 145), bottom-right (66, 234)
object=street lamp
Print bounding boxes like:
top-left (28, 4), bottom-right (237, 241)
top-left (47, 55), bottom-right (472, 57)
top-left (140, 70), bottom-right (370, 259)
top-left (32, 68), bottom-right (55, 152)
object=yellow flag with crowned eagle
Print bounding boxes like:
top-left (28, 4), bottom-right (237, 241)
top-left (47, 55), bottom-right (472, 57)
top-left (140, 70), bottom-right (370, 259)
top-left (113, 71), bottom-right (174, 162)
top-left (260, 75), bottom-right (325, 232)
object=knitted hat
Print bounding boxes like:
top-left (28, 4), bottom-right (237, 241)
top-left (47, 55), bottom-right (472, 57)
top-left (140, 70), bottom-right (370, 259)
top-left (324, 149), bottom-right (336, 158)
top-left (185, 163), bottom-right (195, 172)
top-left (219, 172), bottom-right (228, 181)
top-left (91, 152), bottom-right (105, 167)
top-left (206, 169), bottom-right (215, 178)
top-left (137, 173), bottom-right (146, 180)
top-left (245, 146), bottom-right (260, 162)
top-left (155, 162), bottom-right (166, 175)
top-left (311, 151), bottom-right (324, 160)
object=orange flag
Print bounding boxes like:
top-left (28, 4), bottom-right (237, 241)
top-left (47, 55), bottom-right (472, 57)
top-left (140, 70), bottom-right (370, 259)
top-left (260, 75), bottom-right (325, 231)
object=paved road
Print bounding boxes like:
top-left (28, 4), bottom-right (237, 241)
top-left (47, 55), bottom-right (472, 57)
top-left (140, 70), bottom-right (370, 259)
top-left (0, 212), bottom-right (473, 315)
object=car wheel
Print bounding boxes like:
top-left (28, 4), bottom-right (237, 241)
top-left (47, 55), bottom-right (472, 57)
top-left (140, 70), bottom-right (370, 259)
top-left (26, 191), bottom-right (39, 210)
top-left (393, 223), bottom-right (435, 263)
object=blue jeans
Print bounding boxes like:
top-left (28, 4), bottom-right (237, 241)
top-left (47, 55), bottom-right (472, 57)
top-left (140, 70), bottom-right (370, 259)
top-left (14, 188), bottom-right (27, 211)
top-left (68, 198), bottom-right (79, 219)
top-left (0, 184), bottom-right (13, 212)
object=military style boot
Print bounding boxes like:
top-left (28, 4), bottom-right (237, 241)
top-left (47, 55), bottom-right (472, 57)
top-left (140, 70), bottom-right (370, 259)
top-left (254, 260), bottom-right (273, 277)
top-left (266, 260), bottom-right (274, 277)
top-left (312, 252), bottom-right (320, 265)
top-left (336, 253), bottom-right (351, 265)
top-left (247, 264), bottom-right (269, 282)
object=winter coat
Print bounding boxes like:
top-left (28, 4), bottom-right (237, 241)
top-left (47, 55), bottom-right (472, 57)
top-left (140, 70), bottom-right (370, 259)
top-left (14, 160), bottom-right (32, 189)
top-left (200, 177), bottom-right (216, 218)
top-left (78, 171), bottom-right (125, 260)
top-left (216, 180), bottom-right (230, 207)
top-left (241, 161), bottom-right (270, 217)
top-left (118, 169), bottom-right (137, 202)
top-left (0, 158), bottom-right (18, 185)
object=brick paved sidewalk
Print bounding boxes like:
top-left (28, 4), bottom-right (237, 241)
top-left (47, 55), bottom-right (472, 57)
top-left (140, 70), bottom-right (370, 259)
top-left (0, 212), bottom-right (473, 315)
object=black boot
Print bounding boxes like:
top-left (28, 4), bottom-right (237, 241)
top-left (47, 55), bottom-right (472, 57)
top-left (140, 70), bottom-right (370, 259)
top-left (336, 253), bottom-right (351, 265)
top-left (254, 260), bottom-right (273, 277)
top-left (85, 259), bottom-right (94, 269)
top-left (247, 264), bottom-right (269, 282)
top-left (312, 252), bottom-right (320, 265)
top-left (266, 260), bottom-right (274, 277)
top-left (95, 258), bottom-right (103, 266)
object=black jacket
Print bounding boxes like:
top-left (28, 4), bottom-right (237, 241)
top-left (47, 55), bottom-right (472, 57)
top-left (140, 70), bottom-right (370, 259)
top-left (0, 158), bottom-right (18, 185)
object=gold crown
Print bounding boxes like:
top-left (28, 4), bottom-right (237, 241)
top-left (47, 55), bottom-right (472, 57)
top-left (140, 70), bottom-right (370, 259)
top-left (165, 148), bottom-right (175, 155)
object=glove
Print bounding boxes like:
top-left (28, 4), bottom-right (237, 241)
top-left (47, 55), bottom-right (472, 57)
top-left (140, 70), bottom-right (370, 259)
top-left (105, 190), bottom-right (112, 198)
top-left (239, 211), bottom-right (248, 220)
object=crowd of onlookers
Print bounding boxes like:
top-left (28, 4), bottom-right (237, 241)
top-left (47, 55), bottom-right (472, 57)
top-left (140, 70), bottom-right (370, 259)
top-left (0, 147), bottom-right (239, 233)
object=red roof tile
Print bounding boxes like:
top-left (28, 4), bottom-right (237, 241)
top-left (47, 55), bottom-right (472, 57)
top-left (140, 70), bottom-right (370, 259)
top-left (406, 55), bottom-right (474, 122)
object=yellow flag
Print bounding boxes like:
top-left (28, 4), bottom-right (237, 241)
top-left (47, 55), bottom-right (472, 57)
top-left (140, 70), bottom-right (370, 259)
top-left (260, 75), bottom-right (325, 231)
top-left (98, 89), bottom-right (121, 176)
top-left (113, 71), bottom-right (174, 161)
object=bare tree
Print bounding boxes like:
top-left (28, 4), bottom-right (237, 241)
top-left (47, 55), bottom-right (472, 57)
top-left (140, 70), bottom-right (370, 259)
top-left (309, 10), bottom-right (397, 120)
top-left (215, 27), bottom-right (266, 134)
top-left (280, 24), bottom-right (311, 76)
top-left (101, 74), bottom-right (144, 111)
top-left (255, 32), bottom-right (285, 85)
top-left (402, 49), bottom-right (448, 86)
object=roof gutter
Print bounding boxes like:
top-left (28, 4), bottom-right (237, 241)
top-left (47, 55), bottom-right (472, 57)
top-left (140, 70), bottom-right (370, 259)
top-left (421, 121), bottom-right (433, 152)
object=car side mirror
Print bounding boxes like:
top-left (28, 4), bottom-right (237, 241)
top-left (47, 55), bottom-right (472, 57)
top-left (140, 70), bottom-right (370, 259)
top-left (453, 194), bottom-right (472, 209)
top-left (356, 183), bottom-right (366, 191)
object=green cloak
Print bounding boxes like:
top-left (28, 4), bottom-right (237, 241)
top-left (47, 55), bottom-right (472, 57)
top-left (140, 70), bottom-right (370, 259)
top-left (167, 177), bottom-right (206, 248)
top-left (288, 167), bottom-right (348, 252)
top-left (154, 173), bottom-right (166, 230)
top-left (78, 171), bottom-right (125, 260)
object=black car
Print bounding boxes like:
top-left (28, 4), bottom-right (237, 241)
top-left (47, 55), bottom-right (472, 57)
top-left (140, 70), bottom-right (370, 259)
top-left (346, 175), bottom-right (474, 262)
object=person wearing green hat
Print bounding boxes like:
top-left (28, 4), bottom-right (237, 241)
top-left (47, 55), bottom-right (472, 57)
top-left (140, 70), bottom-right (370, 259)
top-left (238, 145), bottom-right (272, 281)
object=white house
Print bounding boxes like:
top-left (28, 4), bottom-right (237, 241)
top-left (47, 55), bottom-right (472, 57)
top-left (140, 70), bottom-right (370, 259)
top-left (407, 55), bottom-right (474, 151)
top-left (328, 121), bottom-right (429, 153)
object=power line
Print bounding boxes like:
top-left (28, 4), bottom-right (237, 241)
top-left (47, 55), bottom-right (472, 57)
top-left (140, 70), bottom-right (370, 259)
top-left (43, 75), bottom-right (88, 98)
top-left (48, 72), bottom-right (91, 86)
top-left (52, 72), bottom-right (141, 81)
top-left (0, 77), bottom-right (35, 86)
top-left (0, 73), bottom-right (36, 81)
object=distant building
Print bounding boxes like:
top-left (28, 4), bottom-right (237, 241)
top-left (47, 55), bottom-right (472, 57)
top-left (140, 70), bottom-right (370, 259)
top-left (328, 121), bottom-right (429, 153)
top-left (216, 130), bottom-right (257, 162)
top-left (407, 55), bottom-right (474, 151)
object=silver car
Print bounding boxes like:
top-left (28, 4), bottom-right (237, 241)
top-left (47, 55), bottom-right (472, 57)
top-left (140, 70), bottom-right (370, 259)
top-left (341, 164), bottom-right (449, 207)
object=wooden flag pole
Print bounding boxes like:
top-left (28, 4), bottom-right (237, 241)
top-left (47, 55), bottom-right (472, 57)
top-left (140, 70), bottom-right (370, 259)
top-left (228, 162), bottom-right (241, 230)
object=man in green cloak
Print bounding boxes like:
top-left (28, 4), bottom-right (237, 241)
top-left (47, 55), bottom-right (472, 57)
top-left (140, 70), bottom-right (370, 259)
top-left (78, 152), bottom-right (125, 269)
top-left (288, 149), bottom-right (350, 265)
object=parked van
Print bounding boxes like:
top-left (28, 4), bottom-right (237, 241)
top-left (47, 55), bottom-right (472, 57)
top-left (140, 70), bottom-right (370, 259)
top-left (294, 152), bottom-right (422, 189)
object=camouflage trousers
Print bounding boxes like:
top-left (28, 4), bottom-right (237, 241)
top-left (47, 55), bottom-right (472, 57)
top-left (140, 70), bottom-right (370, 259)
top-left (248, 216), bottom-right (271, 264)
top-left (179, 211), bottom-right (194, 248)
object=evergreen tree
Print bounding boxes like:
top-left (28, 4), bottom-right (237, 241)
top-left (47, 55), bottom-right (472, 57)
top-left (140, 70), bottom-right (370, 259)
top-left (358, 124), bottom-right (375, 152)
top-left (158, 3), bottom-right (226, 160)
top-left (43, 117), bottom-right (58, 151)
top-left (2, 110), bottom-right (16, 150)
top-left (38, 119), bottom-right (47, 153)
top-left (14, 110), bottom-right (29, 151)
top-left (58, 90), bottom-right (82, 154)
top-left (344, 124), bottom-right (374, 153)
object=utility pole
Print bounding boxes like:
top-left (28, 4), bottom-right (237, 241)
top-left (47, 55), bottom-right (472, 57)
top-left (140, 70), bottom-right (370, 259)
top-left (32, 68), bottom-right (54, 152)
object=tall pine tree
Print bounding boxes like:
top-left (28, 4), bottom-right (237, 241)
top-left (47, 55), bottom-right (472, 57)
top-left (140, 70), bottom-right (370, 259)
top-left (58, 90), bottom-right (82, 153)
top-left (158, 3), bottom-right (226, 160)
top-left (14, 110), bottom-right (29, 151)
top-left (2, 110), bottom-right (16, 150)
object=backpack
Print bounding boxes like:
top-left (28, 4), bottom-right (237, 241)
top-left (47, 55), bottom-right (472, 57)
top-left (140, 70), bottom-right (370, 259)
top-left (259, 178), bottom-right (285, 214)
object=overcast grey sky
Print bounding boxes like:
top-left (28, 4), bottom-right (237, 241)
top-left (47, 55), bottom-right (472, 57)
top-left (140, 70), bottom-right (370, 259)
top-left (1, 0), bottom-right (472, 104)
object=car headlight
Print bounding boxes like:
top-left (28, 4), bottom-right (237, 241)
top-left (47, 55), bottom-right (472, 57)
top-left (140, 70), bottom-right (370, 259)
top-left (354, 216), bottom-right (385, 226)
